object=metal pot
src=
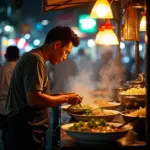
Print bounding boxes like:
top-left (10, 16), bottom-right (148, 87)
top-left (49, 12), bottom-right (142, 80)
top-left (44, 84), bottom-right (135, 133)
top-left (121, 109), bottom-right (146, 140)
top-left (113, 87), bottom-right (127, 102)
top-left (119, 94), bottom-right (146, 109)
top-left (126, 73), bottom-right (145, 88)
top-left (127, 80), bottom-right (145, 88)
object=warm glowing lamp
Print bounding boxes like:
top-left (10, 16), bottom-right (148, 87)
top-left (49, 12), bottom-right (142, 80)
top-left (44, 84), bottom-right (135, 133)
top-left (140, 12), bottom-right (146, 31)
top-left (95, 24), bottom-right (105, 44)
top-left (90, 0), bottom-right (113, 19)
top-left (96, 20), bottom-right (119, 45)
top-left (102, 29), bottom-right (119, 45)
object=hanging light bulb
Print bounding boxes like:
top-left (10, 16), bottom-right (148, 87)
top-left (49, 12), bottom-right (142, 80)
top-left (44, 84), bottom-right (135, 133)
top-left (95, 24), bottom-right (105, 44)
top-left (96, 20), bottom-right (119, 45)
top-left (140, 12), bottom-right (146, 31)
top-left (90, 0), bottom-right (113, 19)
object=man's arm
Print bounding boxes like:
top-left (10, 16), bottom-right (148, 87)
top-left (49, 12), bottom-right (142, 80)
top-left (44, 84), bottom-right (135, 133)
top-left (26, 91), bottom-right (68, 108)
top-left (26, 91), bottom-right (82, 109)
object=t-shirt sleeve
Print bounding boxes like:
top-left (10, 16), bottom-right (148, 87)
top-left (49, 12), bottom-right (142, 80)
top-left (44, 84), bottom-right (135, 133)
top-left (23, 56), bottom-right (46, 92)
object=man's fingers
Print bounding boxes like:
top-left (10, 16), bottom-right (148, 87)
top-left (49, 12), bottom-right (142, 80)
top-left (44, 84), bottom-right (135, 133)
top-left (76, 95), bottom-right (83, 103)
top-left (67, 94), bottom-right (83, 105)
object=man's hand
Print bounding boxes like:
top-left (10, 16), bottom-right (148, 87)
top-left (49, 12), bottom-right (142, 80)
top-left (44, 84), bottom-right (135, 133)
top-left (50, 92), bottom-right (83, 105)
top-left (67, 93), bottom-right (83, 105)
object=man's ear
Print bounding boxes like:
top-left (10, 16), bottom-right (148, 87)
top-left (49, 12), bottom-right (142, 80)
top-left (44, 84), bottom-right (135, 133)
top-left (53, 40), bottom-right (61, 49)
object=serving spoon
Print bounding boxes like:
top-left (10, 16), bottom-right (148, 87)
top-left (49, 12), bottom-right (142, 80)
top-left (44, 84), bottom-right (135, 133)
top-left (116, 116), bottom-right (139, 129)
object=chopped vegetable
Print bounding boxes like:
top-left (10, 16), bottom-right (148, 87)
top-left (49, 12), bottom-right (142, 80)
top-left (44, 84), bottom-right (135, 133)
top-left (99, 119), bottom-right (107, 126)
top-left (68, 104), bottom-right (91, 109)
top-left (83, 108), bottom-right (114, 116)
top-left (68, 119), bottom-right (123, 133)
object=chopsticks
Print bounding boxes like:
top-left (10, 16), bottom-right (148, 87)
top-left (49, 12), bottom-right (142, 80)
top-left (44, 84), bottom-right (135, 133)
top-left (79, 103), bottom-right (82, 108)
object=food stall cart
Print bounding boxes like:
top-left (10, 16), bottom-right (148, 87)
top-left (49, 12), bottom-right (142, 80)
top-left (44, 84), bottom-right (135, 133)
top-left (42, 0), bottom-right (150, 149)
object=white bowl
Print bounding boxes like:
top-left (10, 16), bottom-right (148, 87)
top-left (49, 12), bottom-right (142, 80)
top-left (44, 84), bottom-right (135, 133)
top-left (69, 110), bottom-right (120, 122)
top-left (61, 122), bottom-right (133, 143)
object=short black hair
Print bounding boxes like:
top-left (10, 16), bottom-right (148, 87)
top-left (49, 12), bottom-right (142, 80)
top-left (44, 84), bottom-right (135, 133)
top-left (45, 26), bottom-right (80, 47)
top-left (5, 46), bottom-right (19, 61)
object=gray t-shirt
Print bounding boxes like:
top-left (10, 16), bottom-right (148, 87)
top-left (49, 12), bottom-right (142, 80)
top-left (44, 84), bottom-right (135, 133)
top-left (5, 52), bottom-right (48, 116)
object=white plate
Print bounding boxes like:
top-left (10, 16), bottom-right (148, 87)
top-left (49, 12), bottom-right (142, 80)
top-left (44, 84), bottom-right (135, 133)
top-left (61, 122), bottom-right (133, 142)
top-left (61, 104), bottom-right (99, 113)
top-left (95, 102), bottom-right (121, 110)
top-left (61, 105), bottom-right (87, 113)
top-left (69, 109), bottom-right (120, 122)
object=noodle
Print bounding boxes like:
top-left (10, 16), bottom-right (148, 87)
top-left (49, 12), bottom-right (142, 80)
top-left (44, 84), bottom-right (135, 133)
top-left (120, 88), bottom-right (146, 95)
top-left (128, 107), bottom-right (146, 117)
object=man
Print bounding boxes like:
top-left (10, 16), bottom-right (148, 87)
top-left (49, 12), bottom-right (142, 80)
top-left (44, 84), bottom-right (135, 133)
top-left (0, 46), bottom-right (19, 127)
top-left (3, 26), bottom-right (82, 150)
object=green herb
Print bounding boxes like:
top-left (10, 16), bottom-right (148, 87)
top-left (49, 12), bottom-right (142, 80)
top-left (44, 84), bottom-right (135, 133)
top-left (84, 109), bottom-right (92, 116)
top-left (88, 119), bottom-right (98, 128)
top-left (78, 121), bottom-right (84, 126)
top-left (99, 119), bottom-right (107, 126)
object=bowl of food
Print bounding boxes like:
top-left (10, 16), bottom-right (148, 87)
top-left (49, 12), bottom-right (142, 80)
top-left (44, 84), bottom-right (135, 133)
top-left (69, 109), bottom-right (120, 122)
top-left (94, 98), bottom-right (121, 110)
top-left (119, 88), bottom-right (146, 109)
top-left (61, 119), bottom-right (133, 143)
top-left (61, 104), bottom-right (92, 113)
top-left (121, 107), bottom-right (146, 140)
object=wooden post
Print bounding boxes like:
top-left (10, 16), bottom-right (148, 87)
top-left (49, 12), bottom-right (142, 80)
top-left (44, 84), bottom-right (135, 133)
top-left (135, 41), bottom-right (140, 75)
top-left (0, 36), bottom-right (2, 64)
top-left (146, 0), bottom-right (150, 147)
top-left (116, 0), bottom-right (121, 65)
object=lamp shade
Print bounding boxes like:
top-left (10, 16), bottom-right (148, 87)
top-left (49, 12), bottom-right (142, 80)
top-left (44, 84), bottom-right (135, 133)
top-left (90, 0), bottom-right (113, 19)
top-left (140, 12), bottom-right (146, 31)
top-left (100, 29), bottom-right (119, 45)
top-left (95, 25), bottom-right (105, 44)
top-left (96, 20), bottom-right (119, 45)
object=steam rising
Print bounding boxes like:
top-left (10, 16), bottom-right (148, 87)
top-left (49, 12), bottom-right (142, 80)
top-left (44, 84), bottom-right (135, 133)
top-left (98, 59), bottom-right (126, 91)
top-left (69, 71), bottom-right (95, 104)
top-left (68, 59), bottom-right (126, 104)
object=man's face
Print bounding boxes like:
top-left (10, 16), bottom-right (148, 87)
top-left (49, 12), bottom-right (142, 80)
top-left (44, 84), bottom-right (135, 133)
top-left (49, 41), bottom-right (73, 65)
